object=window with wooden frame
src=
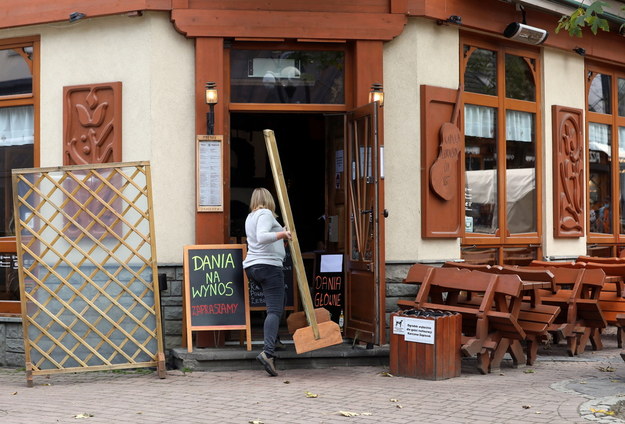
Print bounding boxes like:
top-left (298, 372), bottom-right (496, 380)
top-left (460, 36), bottom-right (542, 263)
top-left (586, 63), bottom-right (625, 248)
top-left (0, 36), bottom-right (39, 314)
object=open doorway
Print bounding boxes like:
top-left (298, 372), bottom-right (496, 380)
top-left (229, 112), bottom-right (347, 345)
top-left (230, 113), bottom-right (327, 252)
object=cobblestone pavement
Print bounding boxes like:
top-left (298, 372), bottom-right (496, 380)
top-left (2, 334), bottom-right (625, 424)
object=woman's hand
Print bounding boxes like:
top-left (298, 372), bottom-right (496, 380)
top-left (279, 230), bottom-right (292, 241)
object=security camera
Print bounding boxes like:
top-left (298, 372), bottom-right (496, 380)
top-left (503, 22), bottom-right (548, 45)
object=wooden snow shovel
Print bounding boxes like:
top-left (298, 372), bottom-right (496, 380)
top-left (263, 129), bottom-right (343, 354)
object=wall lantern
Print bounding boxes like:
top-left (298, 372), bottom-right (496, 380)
top-left (369, 83), bottom-right (384, 106)
top-left (205, 82), bottom-right (218, 135)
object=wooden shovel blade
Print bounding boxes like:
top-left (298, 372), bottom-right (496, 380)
top-left (293, 320), bottom-right (343, 354)
top-left (286, 308), bottom-right (332, 334)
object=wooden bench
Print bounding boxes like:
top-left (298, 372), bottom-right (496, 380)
top-left (486, 266), bottom-right (559, 365)
top-left (578, 255), bottom-right (625, 265)
top-left (408, 267), bottom-right (525, 373)
top-left (585, 262), bottom-right (625, 346)
top-left (533, 267), bottom-right (606, 356)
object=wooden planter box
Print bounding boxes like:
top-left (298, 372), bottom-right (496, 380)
top-left (389, 310), bottom-right (461, 380)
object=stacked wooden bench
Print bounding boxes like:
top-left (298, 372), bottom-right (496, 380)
top-left (398, 265), bottom-right (526, 373)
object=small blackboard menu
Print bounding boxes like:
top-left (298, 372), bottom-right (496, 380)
top-left (249, 249), bottom-right (295, 309)
top-left (183, 244), bottom-right (251, 351)
top-left (312, 253), bottom-right (344, 325)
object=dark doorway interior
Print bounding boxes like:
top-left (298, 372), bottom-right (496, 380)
top-left (230, 113), bottom-right (326, 253)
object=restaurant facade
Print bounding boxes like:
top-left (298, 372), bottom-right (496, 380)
top-left (1, 0), bottom-right (625, 365)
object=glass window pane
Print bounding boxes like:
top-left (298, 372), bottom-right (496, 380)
top-left (619, 126), bottom-right (625, 234)
top-left (230, 50), bottom-right (344, 104)
top-left (465, 104), bottom-right (497, 235)
top-left (506, 111), bottom-right (536, 233)
top-left (464, 47), bottom-right (497, 96)
top-left (589, 122), bottom-right (612, 233)
top-left (0, 48), bottom-right (32, 96)
top-left (588, 73), bottom-right (612, 114)
top-left (619, 78), bottom-right (625, 117)
top-left (505, 54), bottom-right (535, 101)
top-left (0, 105), bottom-right (34, 238)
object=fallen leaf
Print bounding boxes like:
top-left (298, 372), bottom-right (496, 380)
top-left (283, 381), bottom-right (290, 384)
top-left (522, 405), bottom-right (531, 409)
top-left (379, 372), bottom-right (393, 377)
top-left (579, 381), bottom-right (587, 384)
top-left (523, 369), bottom-right (535, 374)
top-left (390, 399), bottom-right (399, 403)
top-left (611, 380), bottom-right (620, 383)
top-left (535, 411), bottom-right (541, 414)
top-left (249, 420), bottom-right (264, 424)
top-left (339, 411), bottom-right (360, 417)
top-left (396, 404), bottom-right (403, 409)
top-left (10, 392), bottom-right (17, 395)
top-left (305, 391), bottom-right (318, 398)
top-left (590, 408), bottom-right (614, 415)
top-left (598, 366), bottom-right (616, 372)
top-left (73, 413), bottom-right (94, 419)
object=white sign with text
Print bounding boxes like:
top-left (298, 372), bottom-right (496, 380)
top-left (404, 317), bottom-right (435, 344)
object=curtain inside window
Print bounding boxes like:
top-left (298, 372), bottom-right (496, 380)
top-left (0, 105), bottom-right (34, 146)
top-left (589, 122), bottom-right (611, 156)
top-left (465, 104), bottom-right (495, 138)
top-left (465, 105), bottom-right (533, 142)
top-left (505, 110), bottom-right (532, 142)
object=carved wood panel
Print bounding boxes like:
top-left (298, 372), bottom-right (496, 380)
top-left (63, 82), bottom-right (122, 165)
top-left (63, 82), bottom-right (122, 238)
top-left (421, 85), bottom-right (463, 238)
top-left (552, 105), bottom-right (584, 238)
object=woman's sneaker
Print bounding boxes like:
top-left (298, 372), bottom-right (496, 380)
top-left (257, 351), bottom-right (278, 376)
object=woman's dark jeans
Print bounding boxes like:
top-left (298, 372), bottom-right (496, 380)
top-left (245, 264), bottom-right (285, 356)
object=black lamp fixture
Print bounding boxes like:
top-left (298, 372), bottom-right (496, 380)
top-left (69, 12), bottom-right (86, 23)
top-left (205, 82), bottom-right (218, 135)
top-left (369, 83), bottom-right (384, 106)
top-left (503, 5), bottom-right (548, 45)
top-left (437, 15), bottom-right (462, 26)
top-left (573, 47), bottom-right (586, 56)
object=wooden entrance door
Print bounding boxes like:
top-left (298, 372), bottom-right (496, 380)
top-left (345, 102), bottom-right (384, 344)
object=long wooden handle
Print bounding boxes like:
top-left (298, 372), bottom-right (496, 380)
top-left (263, 129), bottom-right (320, 339)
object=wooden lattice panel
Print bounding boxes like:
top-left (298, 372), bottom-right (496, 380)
top-left (12, 161), bottom-right (165, 386)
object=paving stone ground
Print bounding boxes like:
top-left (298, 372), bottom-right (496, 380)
top-left (2, 332), bottom-right (625, 423)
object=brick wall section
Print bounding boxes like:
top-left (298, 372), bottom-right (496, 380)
top-left (158, 265), bottom-right (185, 354)
top-left (1, 262), bottom-right (417, 364)
top-left (384, 263), bottom-right (417, 344)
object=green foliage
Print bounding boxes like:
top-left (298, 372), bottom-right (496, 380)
top-left (555, 1), bottom-right (610, 37)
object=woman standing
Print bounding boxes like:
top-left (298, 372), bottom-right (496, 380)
top-left (243, 187), bottom-right (291, 376)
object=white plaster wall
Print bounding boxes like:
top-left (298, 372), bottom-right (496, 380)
top-left (0, 12), bottom-right (195, 264)
top-left (541, 47), bottom-right (586, 258)
top-left (384, 18), bottom-right (460, 262)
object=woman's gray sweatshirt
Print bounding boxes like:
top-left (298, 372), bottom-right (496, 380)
top-left (243, 208), bottom-right (286, 269)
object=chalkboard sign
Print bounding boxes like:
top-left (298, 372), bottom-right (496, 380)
top-left (312, 253), bottom-right (344, 325)
top-left (249, 249), bottom-right (295, 310)
top-left (183, 244), bottom-right (251, 351)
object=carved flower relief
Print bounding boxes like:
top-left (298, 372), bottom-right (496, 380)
top-left (65, 87), bottom-right (113, 165)
top-left (558, 115), bottom-right (583, 233)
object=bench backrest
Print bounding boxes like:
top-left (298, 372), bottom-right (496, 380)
top-left (492, 273), bottom-right (523, 298)
top-left (578, 256), bottom-right (625, 265)
top-left (584, 262), bottom-right (625, 278)
top-left (415, 268), bottom-right (498, 312)
top-left (442, 261), bottom-right (491, 271)
top-left (530, 260), bottom-right (583, 268)
top-left (403, 263), bottom-right (435, 284)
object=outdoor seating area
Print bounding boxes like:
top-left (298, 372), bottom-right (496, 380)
top-left (395, 257), bottom-right (625, 376)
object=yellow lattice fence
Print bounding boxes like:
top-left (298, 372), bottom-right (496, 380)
top-left (12, 161), bottom-right (165, 386)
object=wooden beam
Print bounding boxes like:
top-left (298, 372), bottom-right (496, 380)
top-left (0, 0), bottom-right (171, 30)
top-left (172, 9), bottom-right (406, 40)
